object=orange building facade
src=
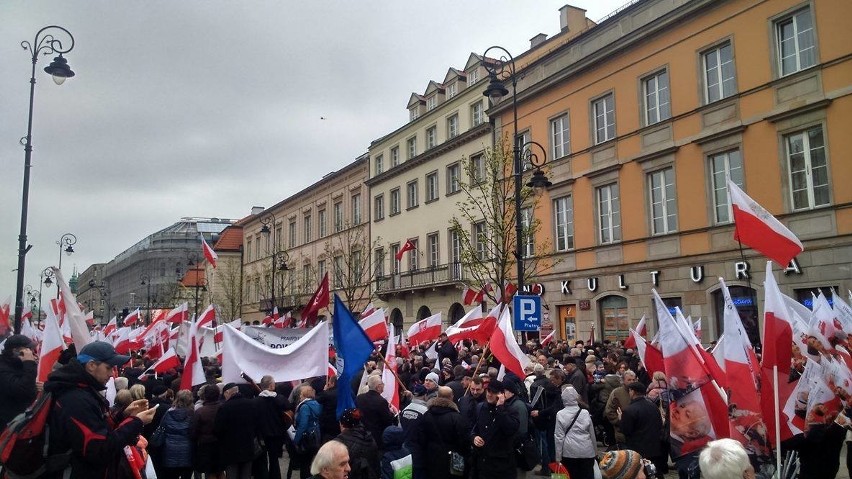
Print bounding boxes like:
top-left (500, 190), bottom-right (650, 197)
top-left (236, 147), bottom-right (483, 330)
top-left (489, 0), bottom-right (851, 343)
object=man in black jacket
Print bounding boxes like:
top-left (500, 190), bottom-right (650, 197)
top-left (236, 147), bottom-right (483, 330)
top-left (45, 341), bottom-right (157, 479)
top-left (255, 375), bottom-right (290, 479)
top-left (411, 386), bottom-right (470, 479)
top-left (470, 380), bottom-right (520, 479)
top-left (355, 375), bottom-right (396, 448)
top-left (458, 376), bottom-right (486, 432)
top-left (620, 381), bottom-right (664, 478)
top-left (215, 383), bottom-right (260, 479)
top-left (0, 334), bottom-right (38, 427)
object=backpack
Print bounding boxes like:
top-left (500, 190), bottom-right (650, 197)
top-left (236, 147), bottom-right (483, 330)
top-left (0, 392), bottom-right (70, 479)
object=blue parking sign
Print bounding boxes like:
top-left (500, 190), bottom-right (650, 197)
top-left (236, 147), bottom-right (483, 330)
top-left (513, 295), bottom-right (541, 331)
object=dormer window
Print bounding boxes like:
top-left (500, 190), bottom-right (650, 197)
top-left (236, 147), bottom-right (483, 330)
top-left (410, 108), bottom-right (419, 121)
top-left (447, 82), bottom-right (457, 99)
top-left (468, 69), bottom-right (479, 84)
top-left (426, 96), bottom-right (437, 111)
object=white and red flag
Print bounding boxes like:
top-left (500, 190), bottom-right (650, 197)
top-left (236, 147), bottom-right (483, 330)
top-left (623, 316), bottom-right (647, 349)
top-left (201, 234), bottom-right (218, 268)
top-left (380, 323), bottom-right (400, 410)
top-left (300, 273), bottom-right (330, 325)
top-left (196, 304), bottom-right (217, 329)
top-left (407, 313), bottom-right (442, 345)
top-left (272, 310), bottom-right (291, 329)
top-left (395, 239), bottom-right (416, 261)
top-left (760, 262), bottom-right (796, 376)
top-left (728, 179), bottom-right (803, 266)
top-left (497, 282), bottom-right (518, 304)
top-left (360, 303), bottom-right (377, 319)
top-left (488, 305), bottom-right (532, 379)
top-left (164, 303), bottom-right (189, 324)
top-left (693, 318), bottom-right (702, 342)
top-left (445, 306), bottom-right (485, 344)
top-left (123, 308), bottom-right (142, 327)
top-left (179, 319), bottom-right (206, 391)
top-left (140, 348), bottom-right (181, 378)
top-left (540, 330), bottom-right (556, 347)
top-left (0, 297), bottom-right (11, 337)
top-left (630, 328), bottom-right (665, 376)
top-left (461, 285), bottom-right (489, 306)
top-left (37, 307), bottom-right (66, 383)
top-left (358, 308), bottom-right (389, 342)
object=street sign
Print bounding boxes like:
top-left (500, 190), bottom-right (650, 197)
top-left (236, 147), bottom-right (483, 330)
top-left (513, 295), bottom-right (542, 331)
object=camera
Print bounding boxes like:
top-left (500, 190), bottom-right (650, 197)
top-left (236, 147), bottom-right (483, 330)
top-left (642, 459), bottom-right (657, 477)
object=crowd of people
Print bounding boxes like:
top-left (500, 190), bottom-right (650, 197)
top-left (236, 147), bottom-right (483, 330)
top-left (0, 330), bottom-right (844, 478)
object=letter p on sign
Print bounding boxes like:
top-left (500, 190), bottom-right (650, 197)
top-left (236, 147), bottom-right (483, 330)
top-left (513, 295), bottom-right (542, 331)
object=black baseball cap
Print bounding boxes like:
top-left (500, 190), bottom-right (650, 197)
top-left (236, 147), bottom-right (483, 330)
top-left (3, 334), bottom-right (36, 353)
top-left (77, 341), bottom-right (131, 367)
top-left (486, 379), bottom-right (506, 393)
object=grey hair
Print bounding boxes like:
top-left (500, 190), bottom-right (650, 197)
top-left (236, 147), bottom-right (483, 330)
top-left (367, 375), bottom-right (383, 391)
top-left (699, 438), bottom-right (750, 479)
top-left (623, 370), bottom-right (637, 380)
top-left (311, 440), bottom-right (348, 475)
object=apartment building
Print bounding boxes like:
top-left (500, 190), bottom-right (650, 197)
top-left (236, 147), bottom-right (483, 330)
top-left (488, 0), bottom-right (851, 344)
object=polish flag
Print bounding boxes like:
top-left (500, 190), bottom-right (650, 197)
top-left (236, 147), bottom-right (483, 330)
top-left (273, 310), bottom-right (291, 329)
top-left (623, 316), bottom-right (647, 349)
top-left (728, 179), bottom-right (803, 266)
top-left (164, 303), bottom-right (189, 324)
top-left (541, 329), bottom-right (556, 347)
top-left (179, 319), bottom-right (206, 391)
top-left (213, 325), bottom-right (224, 343)
top-left (395, 239), bottom-right (416, 261)
top-left (358, 309), bottom-right (389, 342)
top-left (0, 297), bottom-right (10, 336)
top-left (266, 306), bottom-right (279, 326)
top-left (123, 308), bottom-right (142, 327)
top-left (360, 303), bottom-right (377, 319)
top-left (102, 317), bottom-right (117, 337)
top-left (760, 262), bottom-right (795, 375)
top-left (140, 348), bottom-right (181, 378)
top-left (631, 329), bottom-right (665, 376)
top-left (381, 323), bottom-right (400, 410)
top-left (461, 285), bottom-right (488, 306)
top-left (201, 235), bottom-right (218, 268)
top-left (497, 282), bottom-right (518, 304)
top-left (37, 308), bottom-right (66, 383)
top-left (407, 313), bottom-right (442, 345)
top-left (84, 311), bottom-right (94, 327)
top-left (693, 318), bottom-right (702, 342)
top-left (488, 305), bottom-right (532, 378)
top-left (196, 304), bottom-right (217, 329)
top-left (445, 306), bottom-right (484, 343)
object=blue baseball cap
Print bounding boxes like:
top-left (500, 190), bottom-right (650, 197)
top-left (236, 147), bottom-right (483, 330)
top-left (78, 341), bottom-right (130, 367)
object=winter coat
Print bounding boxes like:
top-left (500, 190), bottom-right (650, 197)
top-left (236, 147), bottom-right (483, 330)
top-left (317, 385), bottom-right (340, 441)
top-left (554, 387), bottom-right (597, 459)
top-left (213, 392), bottom-right (259, 465)
top-left (591, 374), bottom-right (620, 411)
top-left (604, 385), bottom-right (631, 443)
top-left (410, 397), bottom-right (470, 479)
top-left (471, 398), bottom-right (520, 479)
top-left (44, 358), bottom-right (145, 479)
top-left (160, 407), bottom-right (194, 468)
top-left (399, 398), bottom-right (428, 445)
top-left (505, 394), bottom-right (530, 438)
top-left (255, 390), bottom-right (289, 439)
top-left (621, 396), bottom-right (663, 459)
top-left (294, 398), bottom-right (322, 448)
top-left (0, 354), bottom-right (37, 427)
top-left (458, 392), bottom-right (485, 433)
top-left (190, 400), bottom-right (220, 445)
top-left (380, 426), bottom-right (409, 479)
top-left (530, 380), bottom-right (561, 432)
top-left (356, 390), bottom-right (396, 448)
top-left (335, 426), bottom-right (380, 479)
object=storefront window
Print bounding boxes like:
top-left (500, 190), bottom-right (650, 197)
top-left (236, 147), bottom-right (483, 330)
top-left (600, 295), bottom-right (629, 342)
top-left (712, 286), bottom-right (758, 345)
top-left (558, 304), bottom-right (576, 341)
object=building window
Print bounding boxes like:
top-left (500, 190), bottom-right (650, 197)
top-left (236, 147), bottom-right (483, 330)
top-left (317, 260), bottom-right (326, 282)
top-left (426, 95), bottom-right (437, 111)
top-left (255, 234), bottom-right (261, 260)
top-left (288, 221), bottom-right (296, 248)
top-left (275, 226), bottom-right (282, 250)
top-left (407, 180), bottom-right (419, 209)
top-left (551, 113), bottom-right (570, 159)
top-left (391, 146), bottom-right (400, 167)
top-left (554, 195), bottom-right (574, 251)
top-left (447, 114), bottom-right (459, 139)
top-left (427, 233), bottom-right (439, 268)
top-left (471, 101), bottom-right (484, 127)
top-left (426, 171), bottom-right (439, 202)
top-left (302, 265), bottom-right (311, 294)
top-left (521, 207), bottom-right (534, 258)
top-left (390, 244), bottom-right (400, 274)
top-left (447, 163), bottom-right (461, 194)
top-left (447, 82), bottom-right (457, 98)
top-left (351, 193), bottom-right (361, 225)
top-left (333, 256), bottom-right (344, 288)
top-left (409, 108), bottom-right (419, 121)
top-left (516, 131), bottom-right (531, 170)
top-left (786, 126), bottom-right (829, 210)
top-left (318, 209), bottom-right (327, 238)
top-left (246, 237), bottom-right (253, 262)
top-left (474, 222), bottom-right (487, 261)
top-left (426, 126), bottom-right (437, 149)
top-left (471, 154), bottom-right (485, 184)
top-left (408, 239), bottom-right (419, 271)
top-left (449, 229), bottom-right (462, 279)
top-left (597, 183), bottom-right (621, 244)
top-left (600, 295), bottom-right (629, 342)
top-left (592, 93), bottom-right (616, 144)
top-left (643, 70), bottom-right (671, 125)
top-left (333, 201), bottom-right (343, 232)
top-left (374, 194), bottom-right (385, 221)
top-left (374, 154), bottom-right (384, 175)
top-left (713, 286), bottom-right (759, 345)
top-left (375, 248), bottom-right (385, 277)
top-left (390, 188), bottom-right (401, 215)
top-left (303, 215), bottom-right (312, 243)
top-left (352, 250), bottom-right (362, 283)
top-left (649, 167), bottom-right (677, 234)
top-left (703, 42), bottom-right (736, 103)
top-left (776, 8), bottom-right (816, 76)
top-left (254, 277), bottom-right (261, 302)
top-left (709, 149), bottom-right (744, 223)
top-left (468, 69), bottom-right (478, 84)
top-left (407, 137), bottom-right (417, 160)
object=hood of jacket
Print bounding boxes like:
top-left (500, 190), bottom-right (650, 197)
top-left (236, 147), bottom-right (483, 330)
top-left (426, 396), bottom-right (459, 413)
top-left (44, 358), bottom-right (106, 396)
top-left (381, 425), bottom-right (406, 450)
top-left (603, 373), bottom-right (621, 389)
top-left (561, 385), bottom-right (579, 407)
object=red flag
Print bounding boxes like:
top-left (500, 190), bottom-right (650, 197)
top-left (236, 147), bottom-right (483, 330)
top-left (728, 180), bottom-right (803, 266)
top-left (300, 273), bottom-right (330, 324)
top-left (103, 317), bottom-right (118, 337)
top-left (624, 316), bottom-right (647, 349)
top-left (406, 313), bottom-right (442, 345)
top-left (179, 319), bottom-right (205, 391)
top-left (358, 309), bottom-right (389, 342)
top-left (123, 308), bottom-right (142, 327)
top-left (140, 348), bottom-right (180, 377)
top-left (164, 303), bottom-right (189, 324)
top-left (541, 329), bottom-right (555, 347)
top-left (395, 239), bottom-right (416, 261)
top-left (196, 304), bottom-right (216, 329)
top-left (201, 235), bottom-right (218, 268)
top-left (488, 306), bottom-right (532, 378)
top-left (497, 282), bottom-right (518, 304)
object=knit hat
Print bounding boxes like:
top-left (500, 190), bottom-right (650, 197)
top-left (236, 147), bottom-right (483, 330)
top-left (340, 408), bottom-right (362, 428)
top-left (425, 372), bottom-right (440, 384)
top-left (599, 450), bottom-right (643, 479)
top-left (411, 384), bottom-right (428, 397)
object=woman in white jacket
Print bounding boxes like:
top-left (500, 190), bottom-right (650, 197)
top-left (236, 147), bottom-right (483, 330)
top-left (554, 385), bottom-right (597, 479)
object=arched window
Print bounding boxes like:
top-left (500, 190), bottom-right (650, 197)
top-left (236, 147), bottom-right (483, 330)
top-left (447, 303), bottom-right (466, 324)
top-left (390, 308), bottom-right (404, 331)
top-left (416, 306), bottom-right (432, 321)
top-left (599, 295), bottom-right (628, 343)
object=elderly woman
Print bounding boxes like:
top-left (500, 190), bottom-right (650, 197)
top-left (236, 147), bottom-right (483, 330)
top-left (554, 386), bottom-right (597, 479)
top-left (294, 385), bottom-right (323, 479)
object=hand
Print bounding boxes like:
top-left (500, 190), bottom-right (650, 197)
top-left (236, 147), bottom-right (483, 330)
top-left (473, 435), bottom-right (485, 447)
top-left (19, 348), bottom-right (36, 362)
top-left (35, 381), bottom-right (44, 392)
top-left (616, 407), bottom-right (622, 421)
top-left (496, 392), bottom-right (505, 406)
top-left (530, 410), bottom-right (539, 418)
top-left (124, 399), bottom-right (149, 417)
top-left (135, 406), bottom-right (158, 425)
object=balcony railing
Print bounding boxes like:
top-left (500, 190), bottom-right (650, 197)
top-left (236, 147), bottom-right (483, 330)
top-left (376, 262), bottom-right (471, 293)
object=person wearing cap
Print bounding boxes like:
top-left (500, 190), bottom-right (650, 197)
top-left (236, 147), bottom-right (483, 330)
top-left (423, 371), bottom-right (440, 400)
top-left (554, 386), bottom-right (597, 479)
top-left (44, 340), bottom-right (158, 478)
top-left (410, 386), bottom-right (469, 479)
top-left (214, 382), bottom-right (261, 479)
top-left (334, 408), bottom-right (380, 479)
top-left (0, 334), bottom-right (38, 427)
top-left (619, 381), bottom-right (664, 478)
top-left (470, 379), bottom-right (520, 479)
top-left (598, 450), bottom-right (648, 479)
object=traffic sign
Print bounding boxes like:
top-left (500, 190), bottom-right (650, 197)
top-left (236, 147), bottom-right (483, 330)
top-left (513, 295), bottom-right (542, 331)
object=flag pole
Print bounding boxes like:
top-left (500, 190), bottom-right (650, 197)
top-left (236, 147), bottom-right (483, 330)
top-left (773, 364), bottom-right (782, 475)
top-left (464, 340), bottom-right (491, 396)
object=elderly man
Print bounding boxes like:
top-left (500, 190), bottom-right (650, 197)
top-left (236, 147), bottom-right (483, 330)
top-left (698, 438), bottom-right (756, 479)
top-left (355, 375), bottom-right (396, 448)
top-left (620, 381), bottom-right (664, 478)
top-left (0, 334), bottom-right (38, 427)
top-left (309, 440), bottom-right (351, 479)
top-left (605, 369), bottom-right (636, 446)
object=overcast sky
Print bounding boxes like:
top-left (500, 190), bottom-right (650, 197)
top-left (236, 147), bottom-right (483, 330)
top-left (1, 0), bottom-right (627, 302)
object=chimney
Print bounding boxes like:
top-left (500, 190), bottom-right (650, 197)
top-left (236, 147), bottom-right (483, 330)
top-left (251, 206), bottom-right (265, 216)
top-left (560, 4), bottom-right (589, 32)
top-left (530, 33), bottom-right (548, 49)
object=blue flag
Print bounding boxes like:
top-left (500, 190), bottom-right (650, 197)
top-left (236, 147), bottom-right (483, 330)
top-left (332, 294), bottom-right (374, 418)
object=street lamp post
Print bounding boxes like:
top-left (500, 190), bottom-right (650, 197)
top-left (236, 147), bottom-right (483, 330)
top-left (260, 213), bottom-right (290, 314)
top-left (55, 233), bottom-right (76, 298)
top-left (39, 267), bottom-right (55, 326)
top-left (140, 273), bottom-right (151, 324)
top-left (482, 46), bottom-right (552, 305)
top-left (13, 26), bottom-right (76, 334)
